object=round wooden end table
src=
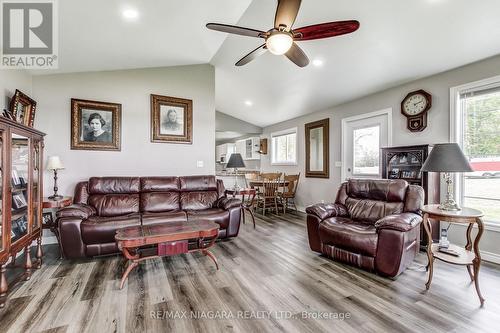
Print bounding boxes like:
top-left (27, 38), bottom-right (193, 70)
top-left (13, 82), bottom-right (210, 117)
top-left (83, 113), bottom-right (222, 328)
top-left (422, 204), bottom-right (485, 306)
top-left (225, 188), bottom-right (257, 229)
top-left (43, 196), bottom-right (72, 252)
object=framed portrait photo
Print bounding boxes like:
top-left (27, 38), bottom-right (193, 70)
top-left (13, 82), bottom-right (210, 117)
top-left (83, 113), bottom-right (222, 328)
top-left (151, 94), bottom-right (192, 144)
top-left (9, 89), bottom-right (37, 127)
top-left (71, 98), bottom-right (121, 151)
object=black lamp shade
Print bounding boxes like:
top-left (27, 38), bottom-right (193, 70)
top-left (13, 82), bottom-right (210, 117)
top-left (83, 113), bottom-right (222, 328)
top-left (421, 143), bottom-right (473, 172)
top-left (226, 153), bottom-right (246, 168)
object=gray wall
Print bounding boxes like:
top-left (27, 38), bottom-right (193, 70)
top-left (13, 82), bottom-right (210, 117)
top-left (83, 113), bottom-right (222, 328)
top-left (216, 111), bottom-right (262, 134)
top-left (33, 64), bottom-right (216, 196)
top-left (261, 54), bottom-right (500, 262)
top-left (0, 69), bottom-right (32, 112)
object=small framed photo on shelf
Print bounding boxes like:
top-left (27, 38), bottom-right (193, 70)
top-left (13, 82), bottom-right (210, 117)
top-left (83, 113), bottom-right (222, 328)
top-left (12, 193), bottom-right (27, 209)
top-left (42, 212), bottom-right (53, 226)
top-left (11, 170), bottom-right (21, 186)
top-left (389, 168), bottom-right (400, 179)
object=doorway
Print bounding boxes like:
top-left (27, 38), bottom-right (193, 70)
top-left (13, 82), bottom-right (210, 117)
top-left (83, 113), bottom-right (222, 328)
top-left (341, 109), bottom-right (392, 181)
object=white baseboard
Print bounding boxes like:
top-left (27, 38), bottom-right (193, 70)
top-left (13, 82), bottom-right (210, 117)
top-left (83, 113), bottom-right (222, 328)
top-left (481, 250), bottom-right (500, 265)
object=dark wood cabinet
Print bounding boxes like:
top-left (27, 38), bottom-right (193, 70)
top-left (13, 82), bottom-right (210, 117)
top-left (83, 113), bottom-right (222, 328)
top-left (0, 117), bottom-right (45, 308)
top-left (381, 144), bottom-right (440, 247)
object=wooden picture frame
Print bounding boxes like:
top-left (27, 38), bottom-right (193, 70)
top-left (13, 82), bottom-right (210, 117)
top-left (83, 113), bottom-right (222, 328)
top-left (151, 94), bottom-right (192, 144)
top-left (71, 98), bottom-right (121, 151)
top-left (9, 89), bottom-right (37, 127)
top-left (305, 118), bottom-right (329, 178)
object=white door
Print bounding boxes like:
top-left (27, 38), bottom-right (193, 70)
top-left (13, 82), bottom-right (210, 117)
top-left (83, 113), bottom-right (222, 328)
top-left (342, 109), bottom-right (392, 181)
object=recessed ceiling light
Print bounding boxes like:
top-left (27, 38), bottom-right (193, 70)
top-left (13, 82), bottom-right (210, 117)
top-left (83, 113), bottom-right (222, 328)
top-left (312, 59), bottom-right (324, 67)
top-left (122, 9), bottom-right (139, 20)
top-left (245, 100), bottom-right (253, 106)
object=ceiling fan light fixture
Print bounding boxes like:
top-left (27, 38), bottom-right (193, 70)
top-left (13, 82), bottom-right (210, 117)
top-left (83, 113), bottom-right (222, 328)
top-left (266, 32), bottom-right (293, 55)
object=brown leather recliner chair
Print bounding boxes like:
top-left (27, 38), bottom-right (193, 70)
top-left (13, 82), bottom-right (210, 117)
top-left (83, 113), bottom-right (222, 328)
top-left (306, 179), bottom-right (424, 278)
top-left (57, 175), bottom-right (241, 259)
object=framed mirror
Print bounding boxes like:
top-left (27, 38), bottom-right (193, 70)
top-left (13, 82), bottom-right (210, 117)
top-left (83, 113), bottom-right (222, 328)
top-left (305, 118), bottom-right (329, 178)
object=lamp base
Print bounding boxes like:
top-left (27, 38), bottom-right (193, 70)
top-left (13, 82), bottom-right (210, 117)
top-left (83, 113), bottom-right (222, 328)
top-left (438, 199), bottom-right (461, 211)
top-left (48, 195), bottom-right (63, 201)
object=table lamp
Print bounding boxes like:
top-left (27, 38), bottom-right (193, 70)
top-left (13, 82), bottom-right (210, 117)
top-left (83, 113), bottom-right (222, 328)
top-left (226, 153), bottom-right (245, 191)
top-left (420, 143), bottom-right (473, 211)
top-left (47, 156), bottom-right (65, 200)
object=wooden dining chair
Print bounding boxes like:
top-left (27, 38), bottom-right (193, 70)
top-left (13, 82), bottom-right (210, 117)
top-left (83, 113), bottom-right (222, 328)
top-left (278, 173), bottom-right (300, 213)
top-left (256, 173), bottom-right (281, 216)
top-left (244, 171), bottom-right (260, 188)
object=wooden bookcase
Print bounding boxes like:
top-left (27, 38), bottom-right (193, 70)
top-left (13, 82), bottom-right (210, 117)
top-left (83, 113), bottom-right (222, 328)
top-left (381, 144), bottom-right (440, 247)
top-left (0, 117), bottom-right (45, 308)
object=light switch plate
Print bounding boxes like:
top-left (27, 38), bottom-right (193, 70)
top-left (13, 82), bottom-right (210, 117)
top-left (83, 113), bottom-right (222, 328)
top-left (197, 160), bottom-right (204, 168)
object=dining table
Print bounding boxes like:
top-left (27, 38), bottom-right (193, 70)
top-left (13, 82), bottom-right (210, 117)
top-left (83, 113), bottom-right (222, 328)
top-left (248, 179), bottom-right (289, 189)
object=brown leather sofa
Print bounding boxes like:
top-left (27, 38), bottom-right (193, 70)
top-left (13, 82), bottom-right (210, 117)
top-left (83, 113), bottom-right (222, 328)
top-left (306, 179), bottom-right (424, 278)
top-left (56, 175), bottom-right (241, 259)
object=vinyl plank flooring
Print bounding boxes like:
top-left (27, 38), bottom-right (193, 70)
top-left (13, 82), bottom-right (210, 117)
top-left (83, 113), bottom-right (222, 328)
top-left (1, 211), bottom-right (499, 333)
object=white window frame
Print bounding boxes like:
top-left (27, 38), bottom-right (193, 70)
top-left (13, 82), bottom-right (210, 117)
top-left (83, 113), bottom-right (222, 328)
top-left (271, 127), bottom-right (298, 166)
top-left (450, 74), bottom-right (500, 231)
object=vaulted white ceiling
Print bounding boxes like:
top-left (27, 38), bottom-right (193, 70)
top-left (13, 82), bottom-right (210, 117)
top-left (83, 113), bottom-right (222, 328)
top-left (36, 0), bottom-right (500, 127)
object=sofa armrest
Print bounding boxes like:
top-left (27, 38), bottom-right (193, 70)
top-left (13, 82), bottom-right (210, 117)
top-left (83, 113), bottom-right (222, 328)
top-left (213, 197), bottom-right (242, 210)
top-left (56, 204), bottom-right (96, 220)
top-left (305, 203), bottom-right (348, 221)
top-left (375, 213), bottom-right (422, 232)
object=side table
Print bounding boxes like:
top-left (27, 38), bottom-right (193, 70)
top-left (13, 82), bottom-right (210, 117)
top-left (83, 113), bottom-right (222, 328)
top-left (43, 196), bottom-right (72, 252)
top-left (422, 204), bottom-right (485, 306)
top-left (225, 188), bottom-right (257, 229)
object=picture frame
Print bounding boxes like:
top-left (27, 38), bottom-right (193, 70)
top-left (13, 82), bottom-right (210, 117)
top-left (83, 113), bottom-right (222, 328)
top-left (42, 212), bottom-right (54, 226)
top-left (150, 94), bottom-right (193, 144)
top-left (2, 108), bottom-right (15, 120)
top-left (9, 89), bottom-right (37, 127)
top-left (389, 168), bottom-right (400, 179)
top-left (12, 193), bottom-right (28, 209)
top-left (71, 98), bottom-right (122, 151)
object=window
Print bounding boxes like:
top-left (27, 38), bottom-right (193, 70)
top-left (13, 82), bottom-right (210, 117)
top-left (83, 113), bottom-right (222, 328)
top-left (353, 125), bottom-right (380, 175)
top-left (452, 79), bottom-right (500, 224)
top-left (271, 128), bottom-right (297, 165)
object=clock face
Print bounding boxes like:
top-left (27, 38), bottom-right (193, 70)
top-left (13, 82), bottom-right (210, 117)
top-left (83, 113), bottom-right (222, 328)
top-left (403, 93), bottom-right (428, 116)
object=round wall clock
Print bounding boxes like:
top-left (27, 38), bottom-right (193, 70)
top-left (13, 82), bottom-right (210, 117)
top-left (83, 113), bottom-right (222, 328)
top-left (401, 89), bottom-right (432, 132)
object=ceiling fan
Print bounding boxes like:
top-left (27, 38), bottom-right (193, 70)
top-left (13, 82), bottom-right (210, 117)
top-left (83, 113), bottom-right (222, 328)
top-left (206, 0), bottom-right (360, 67)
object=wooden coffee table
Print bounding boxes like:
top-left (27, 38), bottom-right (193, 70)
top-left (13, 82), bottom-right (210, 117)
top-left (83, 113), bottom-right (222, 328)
top-left (115, 220), bottom-right (220, 289)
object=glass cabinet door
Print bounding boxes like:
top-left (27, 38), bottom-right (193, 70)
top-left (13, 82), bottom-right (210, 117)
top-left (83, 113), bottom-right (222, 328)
top-left (11, 134), bottom-right (29, 243)
top-left (32, 140), bottom-right (41, 231)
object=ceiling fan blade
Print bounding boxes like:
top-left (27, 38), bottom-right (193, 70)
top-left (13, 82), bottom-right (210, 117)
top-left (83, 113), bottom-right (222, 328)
top-left (285, 42), bottom-right (309, 67)
top-left (293, 20), bottom-right (360, 41)
top-left (236, 44), bottom-right (267, 66)
top-left (274, 0), bottom-right (302, 31)
top-left (206, 23), bottom-right (265, 38)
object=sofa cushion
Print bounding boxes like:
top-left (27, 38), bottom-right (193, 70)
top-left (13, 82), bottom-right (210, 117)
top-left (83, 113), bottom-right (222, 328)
top-left (319, 217), bottom-right (378, 257)
top-left (186, 208), bottom-right (229, 229)
top-left (345, 198), bottom-right (404, 224)
top-left (140, 177), bottom-right (179, 192)
top-left (81, 213), bottom-right (141, 244)
top-left (179, 175), bottom-right (217, 192)
top-left (89, 194), bottom-right (140, 217)
top-left (347, 179), bottom-right (407, 202)
top-left (140, 192), bottom-right (180, 212)
top-left (142, 211), bottom-right (187, 226)
top-left (88, 177), bottom-right (140, 194)
top-left (180, 191), bottom-right (218, 210)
